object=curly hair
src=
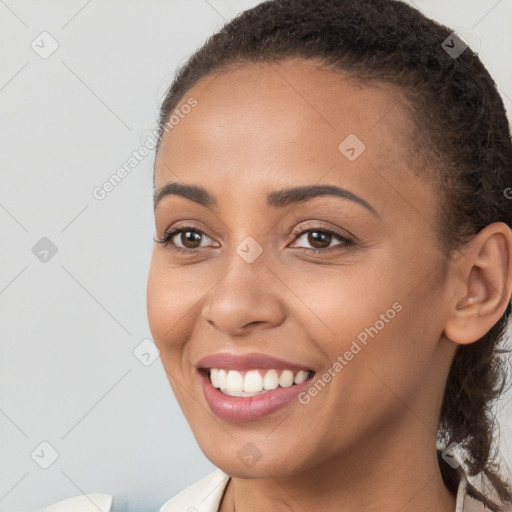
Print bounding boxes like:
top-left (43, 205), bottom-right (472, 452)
top-left (154, 0), bottom-right (512, 508)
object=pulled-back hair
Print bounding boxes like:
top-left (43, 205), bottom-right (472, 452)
top-left (155, 0), bottom-right (512, 508)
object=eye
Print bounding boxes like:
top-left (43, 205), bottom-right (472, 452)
top-left (155, 225), bottom-right (217, 253)
top-left (288, 226), bottom-right (354, 253)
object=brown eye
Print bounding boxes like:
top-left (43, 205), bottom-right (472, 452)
top-left (156, 226), bottom-right (215, 252)
top-left (307, 231), bottom-right (332, 249)
top-left (177, 230), bottom-right (203, 249)
top-left (289, 227), bottom-right (354, 253)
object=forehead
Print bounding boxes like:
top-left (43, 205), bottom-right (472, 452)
top-left (155, 58), bottom-right (434, 222)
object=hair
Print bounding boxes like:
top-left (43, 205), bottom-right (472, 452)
top-left (154, 0), bottom-right (512, 508)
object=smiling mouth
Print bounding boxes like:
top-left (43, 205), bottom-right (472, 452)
top-left (201, 368), bottom-right (315, 397)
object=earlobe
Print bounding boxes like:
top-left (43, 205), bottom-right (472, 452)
top-left (443, 222), bottom-right (512, 345)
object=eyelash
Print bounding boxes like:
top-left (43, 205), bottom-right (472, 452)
top-left (155, 223), bottom-right (354, 255)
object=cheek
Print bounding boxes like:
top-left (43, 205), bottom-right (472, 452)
top-left (319, 277), bottom-right (445, 436)
top-left (146, 257), bottom-right (200, 413)
top-left (147, 260), bottom-right (171, 348)
top-left (290, 256), bottom-right (439, 400)
top-left (146, 252), bottom-right (227, 379)
top-left (283, 259), bottom-right (402, 345)
top-left (146, 255), bottom-right (195, 360)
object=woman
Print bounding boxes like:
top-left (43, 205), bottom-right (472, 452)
top-left (146, 0), bottom-right (512, 511)
top-left (38, 0), bottom-right (512, 509)
top-left (38, 0), bottom-right (512, 511)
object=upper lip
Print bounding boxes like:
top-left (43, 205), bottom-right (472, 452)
top-left (195, 352), bottom-right (313, 372)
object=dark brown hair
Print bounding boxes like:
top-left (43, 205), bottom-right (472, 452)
top-left (155, 0), bottom-right (512, 508)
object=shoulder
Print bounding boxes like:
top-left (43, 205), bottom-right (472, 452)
top-left (159, 468), bottom-right (231, 512)
top-left (40, 493), bottom-right (113, 511)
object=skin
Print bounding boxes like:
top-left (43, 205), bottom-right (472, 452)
top-left (146, 58), bottom-right (512, 512)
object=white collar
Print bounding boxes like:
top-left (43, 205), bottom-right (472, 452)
top-left (159, 468), bottom-right (230, 512)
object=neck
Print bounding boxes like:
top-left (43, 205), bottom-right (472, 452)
top-left (220, 423), bottom-right (457, 512)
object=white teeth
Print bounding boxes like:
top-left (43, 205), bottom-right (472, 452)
top-left (210, 368), bottom-right (219, 388)
top-left (222, 389), bottom-right (264, 397)
top-left (294, 370), bottom-right (308, 384)
top-left (226, 370), bottom-right (243, 393)
top-left (244, 370), bottom-right (263, 393)
top-left (208, 368), bottom-right (311, 397)
top-left (218, 369), bottom-right (227, 389)
top-left (263, 369), bottom-right (279, 390)
top-left (278, 370), bottom-right (294, 388)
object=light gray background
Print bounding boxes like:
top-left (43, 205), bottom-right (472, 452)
top-left (1, 1), bottom-right (512, 511)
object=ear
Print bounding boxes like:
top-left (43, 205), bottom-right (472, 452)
top-left (444, 222), bottom-right (512, 345)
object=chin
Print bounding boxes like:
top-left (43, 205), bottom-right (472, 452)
top-left (197, 436), bottom-right (313, 480)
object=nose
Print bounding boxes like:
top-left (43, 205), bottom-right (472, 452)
top-left (201, 257), bottom-right (286, 336)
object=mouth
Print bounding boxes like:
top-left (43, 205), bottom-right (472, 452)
top-left (200, 368), bottom-right (315, 397)
top-left (195, 352), bottom-right (317, 422)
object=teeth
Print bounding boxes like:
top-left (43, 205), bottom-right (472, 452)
top-left (226, 370), bottom-right (243, 393)
top-left (294, 370), bottom-right (308, 384)
top-left (218, 369), bottom-right (227, 389)
top-left (208, 368), bottom-right (311, 397)
top-left (263, 369), bottom-right (279, 390)
top-left (210, 368), bottom-right (220, 388)
top-left (244, 370), bottom-right (263, 393)
top-left (278, 370), bottom-right (294, 388)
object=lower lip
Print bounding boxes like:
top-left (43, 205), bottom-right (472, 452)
top-left (198, 370), bottom-right (313, 422)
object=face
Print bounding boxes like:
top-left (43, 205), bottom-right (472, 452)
top-left (147, 58), bottom-right (457, 478)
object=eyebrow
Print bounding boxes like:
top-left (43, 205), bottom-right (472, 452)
top-left (153, 182), bottom-right (378, 216)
